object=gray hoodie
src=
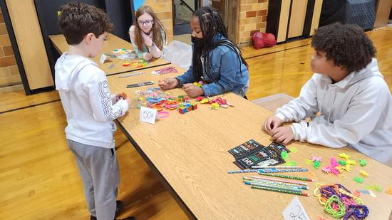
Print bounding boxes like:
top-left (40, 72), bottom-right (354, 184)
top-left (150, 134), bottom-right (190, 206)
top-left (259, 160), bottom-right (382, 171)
top-left (55, 53), bottom-right (128, 148)
top-left (275, 58), bottom-right (392, 167)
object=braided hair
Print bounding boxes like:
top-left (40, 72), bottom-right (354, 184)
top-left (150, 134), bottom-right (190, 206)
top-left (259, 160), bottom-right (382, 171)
top-left (192, 7), bottom-right (248, 81)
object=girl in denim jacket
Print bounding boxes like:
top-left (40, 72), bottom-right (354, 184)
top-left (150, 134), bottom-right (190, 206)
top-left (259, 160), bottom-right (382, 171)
top-left (158, 7), bottom-right (249, 98)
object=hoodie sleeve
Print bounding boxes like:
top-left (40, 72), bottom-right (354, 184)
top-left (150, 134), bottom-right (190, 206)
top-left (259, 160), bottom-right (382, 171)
top-left (291, 79), bottom-right (389, 148)
top-left (86, 72), bottom-right (129, 122)
top-left (110, 94), bottom-right (117, 104)
top-left (275, 74), bottom-right (319, 122)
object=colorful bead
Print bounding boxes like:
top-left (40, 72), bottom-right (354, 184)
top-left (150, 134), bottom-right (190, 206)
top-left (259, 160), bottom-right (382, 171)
top-left (289, 147), bottom-right (297, 153)
top-left (365, 185), bottom-right (383, 192)
top-left (314, 160), bottom-right (320, 169)
top-left (353, 191), bottom-right (361, 197)
top-left (339, 153), bottom-right (350, 160)
top-left (346, 159), bottom-right (356, 165)
top-left (338, 160), bottom-right (346, 166)
top-left (354, 176), bottom-right (364, 183)
top-left (359, 170), bottom-right (368, 177)
top-left (322, 167), bottom-right (331, 174)
top-left (285, 161), bottom-right (297, 166)
top-left (311, 156), bottom-right (322, 162)
top-left (210, 103), bottom-right (219, 110)
top-left (281, 151), bottom-right (289, 159)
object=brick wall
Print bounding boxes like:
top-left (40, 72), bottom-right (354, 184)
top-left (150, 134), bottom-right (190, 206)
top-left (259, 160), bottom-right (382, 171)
top-left (0, 7), bottom-right (21, 89)
top-left (143, 0), bottom-right (174, 43)
top-left (238, 0), bottom-right (268, 45)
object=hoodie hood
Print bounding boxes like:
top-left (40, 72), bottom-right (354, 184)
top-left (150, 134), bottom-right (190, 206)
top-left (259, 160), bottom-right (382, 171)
top-left (321, 58), bottom-right (382, 89)
top-left (55, 53), bottom-right (96, 91)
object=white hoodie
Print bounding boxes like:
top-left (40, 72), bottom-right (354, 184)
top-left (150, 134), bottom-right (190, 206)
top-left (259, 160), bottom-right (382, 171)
top-left (275, 59), bottom-right (392, 167)
top-left (55, 53), bottom-right (129, 148)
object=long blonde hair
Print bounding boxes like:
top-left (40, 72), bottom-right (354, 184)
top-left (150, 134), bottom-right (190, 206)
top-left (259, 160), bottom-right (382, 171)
top-left (134, 5), bottom-right (166, 51)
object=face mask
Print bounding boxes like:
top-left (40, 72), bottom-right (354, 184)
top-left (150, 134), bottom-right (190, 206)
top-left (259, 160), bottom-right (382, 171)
top-left (191, 36), bottom-right (204, 48)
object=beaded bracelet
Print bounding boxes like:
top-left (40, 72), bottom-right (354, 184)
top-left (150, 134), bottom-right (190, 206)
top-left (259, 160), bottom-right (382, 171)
top-left (165, 101), bottom-right (177, 110)
top-left (150, 104), bottom-right (163, 112)
top-left (343, 205), bottom-right (369, 220)
top-left (315, 184), bottom-right (369, 220)
top-left (324, 195), bottom-right (346, 219)
top-left (158, 111), bottom-right (170, 119)
top-left (339, 188), bottom-right (363, 205)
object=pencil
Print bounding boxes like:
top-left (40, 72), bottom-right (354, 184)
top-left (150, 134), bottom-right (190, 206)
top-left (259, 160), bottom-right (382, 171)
top-left (126, 81), bottom-right (154, 88)
top-left (251, 165), bottom-right (302, 169)
top-left (247, 182), bottom-right (303, 192)
top-left (258, 168), bottom-right (308, 173)
top-left (251, 185), bottom-right (309, 196)
top-left (228, 169), bottom-right (258, 174)
top-left (244, 180), bottom-right (309, 190)
top-left (244, 176), bottom-right (308, 186)
top-left (258, 173), bottom-right (314, 182)
top-left (119, 72), bottom-right (142, 78)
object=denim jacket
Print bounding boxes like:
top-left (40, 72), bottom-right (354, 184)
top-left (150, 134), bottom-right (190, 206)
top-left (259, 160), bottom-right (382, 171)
top-left (176, 33), bottom-right (249, 97)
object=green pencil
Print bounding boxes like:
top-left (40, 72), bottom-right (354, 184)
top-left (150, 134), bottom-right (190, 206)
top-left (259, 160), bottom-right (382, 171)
top-left (251, 185), bottom-right (309, 196)
top-left (258, 173), bottom-right (314, 182)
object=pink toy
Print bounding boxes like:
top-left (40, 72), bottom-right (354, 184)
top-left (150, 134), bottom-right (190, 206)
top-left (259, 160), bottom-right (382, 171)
top-left (311, 156), bottom-right (322, 162)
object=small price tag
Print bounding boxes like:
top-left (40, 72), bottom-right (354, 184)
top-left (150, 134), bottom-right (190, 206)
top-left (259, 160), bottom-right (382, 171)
top-left (282, 196), bottom-right (310, 220)
top-left (100, 54), bottom-right (107, 64)
top-left (139, 106), bottom-right (157, 124)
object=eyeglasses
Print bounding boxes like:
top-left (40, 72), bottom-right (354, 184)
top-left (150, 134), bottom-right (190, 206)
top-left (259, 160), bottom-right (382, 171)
top-left (138, 20), bottom-right (154, 26)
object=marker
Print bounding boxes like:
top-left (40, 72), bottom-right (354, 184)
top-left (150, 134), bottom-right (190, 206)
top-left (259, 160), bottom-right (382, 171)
top-left (126, 81), bottom-right (154, 88)
top-left (119, 72), bottom-right (142, 78)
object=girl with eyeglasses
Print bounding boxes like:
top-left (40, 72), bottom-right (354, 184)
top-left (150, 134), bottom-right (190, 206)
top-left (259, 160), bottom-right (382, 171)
top-left (158, 7), bottom-right (249, 98)
top-left (129, 5), bottom-right (166, 61)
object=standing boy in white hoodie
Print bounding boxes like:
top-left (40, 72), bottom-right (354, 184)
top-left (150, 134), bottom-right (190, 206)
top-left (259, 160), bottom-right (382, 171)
top-left (262, 23), bottom-right (392, 167)
top-left (55, 2), bottom-right (134, 220)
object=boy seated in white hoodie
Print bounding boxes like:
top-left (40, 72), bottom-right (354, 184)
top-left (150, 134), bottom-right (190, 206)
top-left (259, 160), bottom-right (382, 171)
top-left (55, 2), bottom-right (134, 220)
top-left (262, 23), bottom-right (392, 167)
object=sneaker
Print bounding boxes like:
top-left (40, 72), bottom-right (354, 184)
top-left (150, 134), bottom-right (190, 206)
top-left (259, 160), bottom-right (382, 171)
top-left (116, 217), bottom-right (136, 220)
top-left (115, 200), bottom-right (123, 216)
top-left (90, 200), bottom-right (123, 220)
top-left (91, 216), bottom-right (135, 220)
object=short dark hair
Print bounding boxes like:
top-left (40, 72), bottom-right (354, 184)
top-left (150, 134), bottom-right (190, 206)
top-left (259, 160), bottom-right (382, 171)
top-left (311, 23), bottom-right (376, 73)
top-left (58, 1), bottom-right (113, 45)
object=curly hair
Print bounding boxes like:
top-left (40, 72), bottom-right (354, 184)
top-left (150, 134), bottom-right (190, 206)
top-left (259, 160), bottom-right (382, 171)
top-left (311, 23), bottom-right (376, 73)
top-left (58, 2), bottom-right (113, 45)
